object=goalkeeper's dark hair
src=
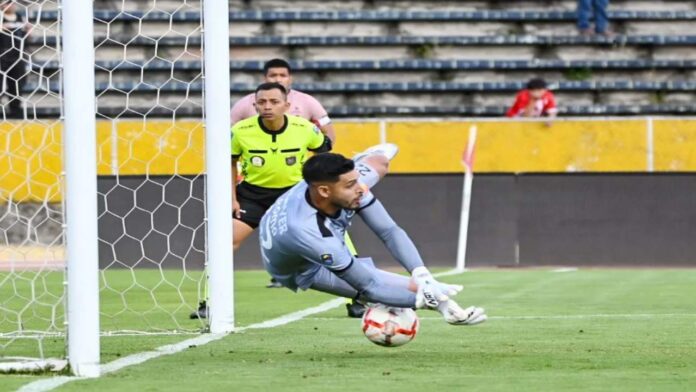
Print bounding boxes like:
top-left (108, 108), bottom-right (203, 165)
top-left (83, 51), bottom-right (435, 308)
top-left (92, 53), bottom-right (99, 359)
top-left (527, 78), bottom-right (547, 90)
top-left (303, 153), bottom-right (355, 184)
top-left (255, 82), bottom-right (287, 99)
top-left (263, 58), bottom-right (292, 75)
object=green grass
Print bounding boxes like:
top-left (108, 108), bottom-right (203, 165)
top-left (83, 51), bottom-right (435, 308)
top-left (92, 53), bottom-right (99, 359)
top-left (3, 268), bottom-right (696, 391)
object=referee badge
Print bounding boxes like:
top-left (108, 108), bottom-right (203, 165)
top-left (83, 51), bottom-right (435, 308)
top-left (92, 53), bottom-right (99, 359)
top-left (250, 156), bottom-right (265, 167)
top-left (285, 156), bottom-right (297, 166)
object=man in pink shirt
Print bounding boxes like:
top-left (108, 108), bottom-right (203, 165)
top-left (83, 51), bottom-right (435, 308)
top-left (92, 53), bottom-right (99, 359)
top-left (231, 58), bottom-right (336, 143)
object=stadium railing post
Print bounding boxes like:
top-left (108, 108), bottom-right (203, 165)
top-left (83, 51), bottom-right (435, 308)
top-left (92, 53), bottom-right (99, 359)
top-left (646, 116), bottom-right (654, 172)
top-left (63, 0), bottom-right (101, 377)
top-left (203, 0), bottom-right (235, 333)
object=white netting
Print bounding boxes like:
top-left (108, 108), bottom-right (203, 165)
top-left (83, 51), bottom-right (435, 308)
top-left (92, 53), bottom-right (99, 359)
top-left (94, 0), bottom-right (207, 334)
top-left (1, 0), bottom-right (211, 365)
top-left (0, 0), bottom-right (65, 363)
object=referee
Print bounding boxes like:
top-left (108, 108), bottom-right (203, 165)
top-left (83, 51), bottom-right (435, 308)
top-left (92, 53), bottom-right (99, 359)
top-left (233, 82), bottom-right (331, 247)
top-left (190, 82), bottom-right (330, 319)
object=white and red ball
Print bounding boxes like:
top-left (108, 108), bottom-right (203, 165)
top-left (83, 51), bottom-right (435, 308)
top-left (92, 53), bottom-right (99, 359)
top-left (361, 305), bottom-right (419, 347)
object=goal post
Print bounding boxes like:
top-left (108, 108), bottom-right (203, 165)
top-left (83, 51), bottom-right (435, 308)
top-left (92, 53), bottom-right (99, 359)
top-left (0, 0), bottom-right (234, 376)
top-left (62, 0), bottom-right (100, 377)
top-left (203, 0), bottom-right (234, 334)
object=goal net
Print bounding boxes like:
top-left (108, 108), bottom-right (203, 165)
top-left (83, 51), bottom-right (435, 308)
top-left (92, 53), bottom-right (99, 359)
top-left (0, 0), bottom-right (233, 374)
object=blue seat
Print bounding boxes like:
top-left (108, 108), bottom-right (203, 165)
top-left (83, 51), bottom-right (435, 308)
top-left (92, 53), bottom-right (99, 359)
top-left (26, 34), bottom-right (696, 48)
top-left (31, 58), bottom-right (696, 72)
top-left (22, 80), bottom-right (696, 94)
top-left (25, 103), bottom-right (696, 119)
top-left (36, 10), bottom-right (696, 22)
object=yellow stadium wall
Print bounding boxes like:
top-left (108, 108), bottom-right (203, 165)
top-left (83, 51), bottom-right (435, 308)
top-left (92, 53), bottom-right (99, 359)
top-left (2, 118), bottom-right (696, 202)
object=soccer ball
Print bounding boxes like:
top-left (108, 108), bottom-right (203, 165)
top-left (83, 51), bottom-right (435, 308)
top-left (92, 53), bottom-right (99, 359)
top-left (361, 305), bottom-right (419, 347)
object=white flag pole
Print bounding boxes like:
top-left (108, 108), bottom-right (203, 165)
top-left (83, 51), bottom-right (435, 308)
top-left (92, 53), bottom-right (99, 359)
top-left (455, 125), bottom-right (477, 272)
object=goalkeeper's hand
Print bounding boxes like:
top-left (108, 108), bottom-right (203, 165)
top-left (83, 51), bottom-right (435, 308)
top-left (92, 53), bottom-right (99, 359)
top-left (412, 267), bottom-right (463, 309)
top-left (415, 282), bottom-right (445, 309)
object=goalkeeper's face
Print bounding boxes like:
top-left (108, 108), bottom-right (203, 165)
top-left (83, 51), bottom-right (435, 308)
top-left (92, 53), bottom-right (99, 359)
top-left (326, 170), bottom-right (364, 210)
top-left (264, 67), bottom-right (292, 90)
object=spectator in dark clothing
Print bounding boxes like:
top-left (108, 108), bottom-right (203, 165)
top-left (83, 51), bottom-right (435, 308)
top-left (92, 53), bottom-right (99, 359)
top-left (1, 2), bottom-right (31, 118)
top-left (577, 0), bottom-right (612, 37)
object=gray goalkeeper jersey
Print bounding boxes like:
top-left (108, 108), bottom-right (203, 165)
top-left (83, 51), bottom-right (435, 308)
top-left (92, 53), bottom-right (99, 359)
top-left (259, 180), bottom-right (425, 292)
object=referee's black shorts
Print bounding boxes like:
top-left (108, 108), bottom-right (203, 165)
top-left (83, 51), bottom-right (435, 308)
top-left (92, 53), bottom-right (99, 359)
top-left (235, 182), bottom-right (293, 229)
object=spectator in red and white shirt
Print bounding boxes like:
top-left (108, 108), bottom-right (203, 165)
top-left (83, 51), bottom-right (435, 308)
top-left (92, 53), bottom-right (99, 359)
top-left (506, 78), bottom-right (558, 120)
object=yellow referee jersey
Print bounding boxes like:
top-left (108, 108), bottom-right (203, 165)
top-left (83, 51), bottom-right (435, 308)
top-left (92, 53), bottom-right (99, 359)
top-left (231, 115), bottom-right (330, 188)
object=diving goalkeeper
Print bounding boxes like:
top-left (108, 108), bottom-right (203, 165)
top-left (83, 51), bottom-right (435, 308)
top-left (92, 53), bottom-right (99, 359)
top-left (259, 153), bottom-right (487, 324)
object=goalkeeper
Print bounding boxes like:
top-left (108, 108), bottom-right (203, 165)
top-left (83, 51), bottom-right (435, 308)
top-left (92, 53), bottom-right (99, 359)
top-left (191, 82), bottom-right (395, 319)
top-left (258, 153), bottom-right (487, 325)
top-left (232, 60), bottom-right (382, 317)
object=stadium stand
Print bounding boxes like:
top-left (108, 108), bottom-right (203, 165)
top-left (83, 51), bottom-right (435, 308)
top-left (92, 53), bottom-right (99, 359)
top-left (17, 0), bottom-right (696, 117)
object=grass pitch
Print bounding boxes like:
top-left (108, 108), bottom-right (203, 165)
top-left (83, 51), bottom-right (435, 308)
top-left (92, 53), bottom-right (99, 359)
top-left (2, 268), bottom-right (696, 391)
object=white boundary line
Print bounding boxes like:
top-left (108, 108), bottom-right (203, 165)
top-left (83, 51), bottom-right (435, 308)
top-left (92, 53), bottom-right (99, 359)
top-left (18, 269), bottom-right (464, 392)
top-left (17, 298), bottom-right (344, 392)
top-left (551, 267), bottom-right (578, 273)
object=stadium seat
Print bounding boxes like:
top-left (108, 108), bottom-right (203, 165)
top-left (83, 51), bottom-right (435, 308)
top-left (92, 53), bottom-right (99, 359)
top-left (36, 10), bottom-right (696, 22)
top-left (21, 80), bottom-right (696, 94)
top-left (15, 4), bottom-right (696, 117)
top-left (28, 34), bottom-right (696, 48)
top-left (32, 59), bottom-right (696, 72)
top-left (26, 103), bottom-right (696, 119)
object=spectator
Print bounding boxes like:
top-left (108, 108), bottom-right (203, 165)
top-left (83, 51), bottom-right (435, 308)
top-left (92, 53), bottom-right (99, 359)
top-left (577, 0), bottom-right (611, 37)
top-left (231, 58), bottom-right (336, 143)
top-left (506, 78), bottom-right (558, 120)
top-left (0, 1), bottom-right (30, 118)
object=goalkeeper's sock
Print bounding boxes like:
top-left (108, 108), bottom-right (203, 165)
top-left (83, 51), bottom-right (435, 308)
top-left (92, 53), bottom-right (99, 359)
top-left (355, 162), bottom-right (380, 188)
top-left (353, 143), bottom-right (399, 162)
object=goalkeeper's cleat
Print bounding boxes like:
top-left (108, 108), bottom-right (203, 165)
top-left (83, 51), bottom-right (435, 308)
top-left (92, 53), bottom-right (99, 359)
top-left (440, 301), bottom-right (487, 326)
top-left (353, 143), bottom-right (399, 163)
top-left (346, 300), bottom-right (366, 318)
top-left (189, 301), bottom-right (208, 319)
top-left (266, 278), bottom-right (283, 288)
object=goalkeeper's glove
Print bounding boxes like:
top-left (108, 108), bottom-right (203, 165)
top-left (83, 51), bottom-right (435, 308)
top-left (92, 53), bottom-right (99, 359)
top-left (412, 267), bottom-right (463, 309)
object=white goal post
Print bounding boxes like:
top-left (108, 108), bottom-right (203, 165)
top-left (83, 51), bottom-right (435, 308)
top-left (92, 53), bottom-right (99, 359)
top-left (0, 0), bottom-right (234, 377)
top-left (64, 0), bottom-right (234, 375)
top-left (62, 0), bottom-right (100, 377)
top-left (202, 0), bottom-right (234, 335)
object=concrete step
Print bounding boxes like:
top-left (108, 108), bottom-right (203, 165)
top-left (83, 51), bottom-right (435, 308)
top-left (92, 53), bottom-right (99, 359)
top-left (95, 1), bottom-right (695, 12)
top-left (22, 80), bottom-right (696, 95)
top-left (30, 9), bottom-right (696, 38)
top-left (24, 35), bottom-right (696, 62)
top-left (225, 1), bottom-right (696, 12)
top-left (78, 68), bottom-right (693, 85)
